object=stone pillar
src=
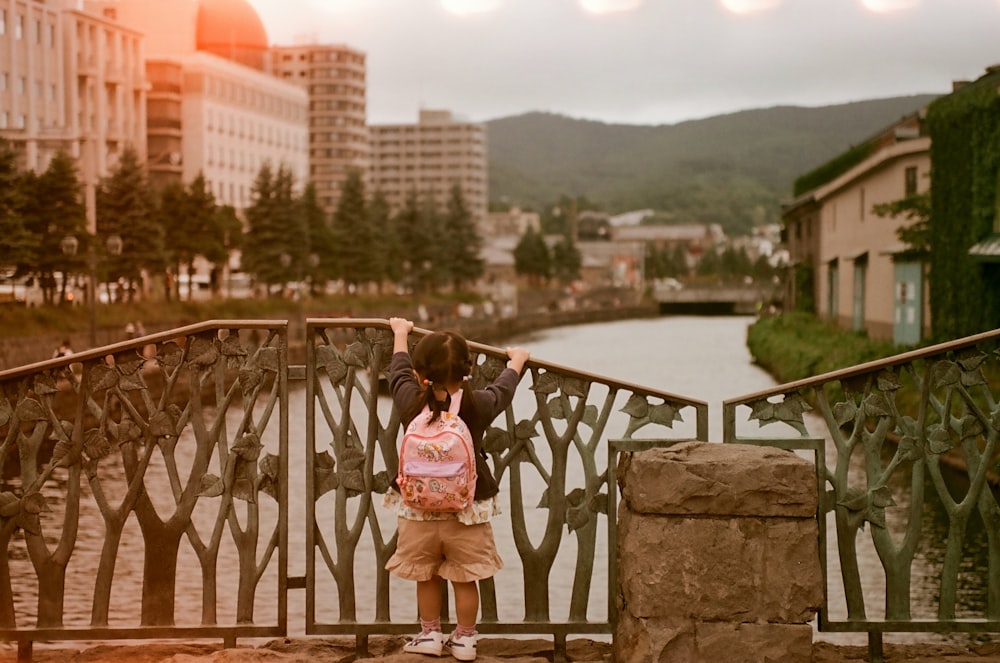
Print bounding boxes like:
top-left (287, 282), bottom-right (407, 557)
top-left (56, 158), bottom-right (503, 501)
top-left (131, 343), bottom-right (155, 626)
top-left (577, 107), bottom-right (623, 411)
top-left (615, 441), bottom-right (822, 663)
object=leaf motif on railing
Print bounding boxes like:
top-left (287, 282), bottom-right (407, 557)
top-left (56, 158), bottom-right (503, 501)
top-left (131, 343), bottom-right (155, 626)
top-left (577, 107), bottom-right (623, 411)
top-left (515, 419), bottom-right (538, 442)
top-left (0, 395), bottom-right (11, 427)
top-left (926, 423), bottom-right (953, 455)
top-left (239, 363), bottom-right (263, 398)
top-left (149, 410), bottom-right (176, 438)
top-left (33, 373), bottom-right (58, 396)
top-left (118, 368), bottom-right (147, 392)
top-left (13, 492), bottom-right (48, 535)
top-left (314, 450), bottom-right (337, 499)
top-left (565, 488), bottom-right (590, 532)
top-left (897, 434), bottom-right (923, 462)
top-left (530, 371), bottom-right (559, 396)
top-left (83, 428), bottom-right (113, 461)
top-left (482, 427), bottom-right (510, 453)
top-left (548, 397), bottom-right (566, 420)
top-left (834, 400), bottom-right (858, 426)
top-left (316, 345), bottom-right (348, 384)
top-left (89, 364), bottom-right (118, 391)
top-left (620, 394), bottom-right (648, 419)
top-left (930, 360), bottom-right (961, 388)
top-left (339, 446), bottom-right (367, 497)
top-left (198, 473), bottom-right (225, 498)
top-left (958, 414), bottom-right (984, 441)
top-left (233, 474), bottom-right (256, 503)
top-left (188, 336), bottom-right (220, 368)
top-left (748, 393), bottom-right (811, 427)
top-left (862, 393), bottom-right (893, 418)
top-left (876, 370), bottom-right (901, 392)
top-left (343, 341), bottom-right (368, 369)
top-left (649, 402), bottom-right (681, 428)
top-left (115, 354), bottom-right (145, 377)
top-left (221, 333), bottom-right (247, 358)
top-left (560, 377), bottom-right (588, 398)
top-left (259, 454), bottom-right (280, 501)
top-left (233, 433), bottom-right (263, 461)
top-left (15, 398), bottom-right (46, 422)
top-left (157, 341), bottom-right (184, 367)
top-left (372, 470), bottom-right (392, 494)
top-left (0, 492), bottom-right (19, 517)
top-left (117, 415), bottom-right (142, 446)
top-left (590, 492), bottom-right (608, 516)
top-left (841, 375), bottom-right (868, 398)
top-left (50, 437), bottom-right (74, 467)
top-left (473, 355), bottom-right (507, 388)
top-left (257, 346), bottom-right (280, 372)
top-left (955, 348), bottom-right (987, 372)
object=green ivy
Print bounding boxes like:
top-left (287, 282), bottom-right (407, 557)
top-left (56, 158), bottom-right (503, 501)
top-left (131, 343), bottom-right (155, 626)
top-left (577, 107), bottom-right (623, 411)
top-left (792, 140), bottom-right (878, 197)
top-left (926, 70), bottom-right (1000, 339)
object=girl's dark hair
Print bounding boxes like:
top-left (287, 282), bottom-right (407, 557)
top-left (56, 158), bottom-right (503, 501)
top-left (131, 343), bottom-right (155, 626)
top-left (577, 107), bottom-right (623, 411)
top-left (412, 330), bottom-right (479, 428)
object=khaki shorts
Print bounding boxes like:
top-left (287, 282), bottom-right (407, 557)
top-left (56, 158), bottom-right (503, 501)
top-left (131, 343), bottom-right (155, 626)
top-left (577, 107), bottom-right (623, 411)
top-left (386, 517), bottom-right (503, 583)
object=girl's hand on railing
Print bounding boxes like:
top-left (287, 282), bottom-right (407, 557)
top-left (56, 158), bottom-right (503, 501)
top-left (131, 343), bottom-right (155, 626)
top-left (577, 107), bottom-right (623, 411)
top-left (505, 347), bottom-right (530, 375)
top-left (389, 317), bottom-right (413, 353)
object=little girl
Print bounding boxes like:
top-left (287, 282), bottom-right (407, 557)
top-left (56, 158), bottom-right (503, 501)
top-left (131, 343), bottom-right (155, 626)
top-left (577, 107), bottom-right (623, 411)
top-left (385, 317), bottom-right (530, 661)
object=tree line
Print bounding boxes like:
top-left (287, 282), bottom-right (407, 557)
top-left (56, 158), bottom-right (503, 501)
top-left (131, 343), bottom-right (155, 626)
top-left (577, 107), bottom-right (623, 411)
top-left (0, 141), bottom-right (486, 303)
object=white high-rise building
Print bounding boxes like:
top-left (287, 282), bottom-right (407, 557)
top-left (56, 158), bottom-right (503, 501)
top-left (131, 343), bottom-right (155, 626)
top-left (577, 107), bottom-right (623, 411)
top-left (369, 109), bottom-right (488, 226)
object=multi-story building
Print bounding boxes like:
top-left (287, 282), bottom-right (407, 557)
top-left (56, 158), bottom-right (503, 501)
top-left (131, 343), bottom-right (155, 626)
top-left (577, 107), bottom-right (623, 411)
top-left (112, 0), bottom-right (308, 207)
top-left (783, 112), bottom-right (930, 345)
top-left (271, 43), bottom-right (368, 215)
top-left (369, 109), bottom-right (488, 226)
top-left (0, 0), bottom-right (147, 227)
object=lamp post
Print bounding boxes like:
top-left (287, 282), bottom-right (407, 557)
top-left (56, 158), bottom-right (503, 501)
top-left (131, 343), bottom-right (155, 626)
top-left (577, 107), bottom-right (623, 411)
top-left (61, 233), bottom-right (123, 347)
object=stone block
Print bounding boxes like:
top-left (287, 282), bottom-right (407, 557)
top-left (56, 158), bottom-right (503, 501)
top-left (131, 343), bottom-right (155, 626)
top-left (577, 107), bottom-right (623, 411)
top-left (621, 441), bottom-right (817, 518)
top-left (615, 615), bottom-right (814, 663)
top-left (617, 509), bottom-right (821, 623)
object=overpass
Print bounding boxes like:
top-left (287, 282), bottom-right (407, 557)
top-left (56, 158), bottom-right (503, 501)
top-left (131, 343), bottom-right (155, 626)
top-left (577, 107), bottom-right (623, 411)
top-left (652, 282), bottom-right (777, 315)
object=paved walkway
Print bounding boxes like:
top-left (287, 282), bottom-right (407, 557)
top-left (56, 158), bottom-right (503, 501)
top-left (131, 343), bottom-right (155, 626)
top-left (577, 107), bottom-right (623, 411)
top-left (2, 637), bottom-right (1000, 662)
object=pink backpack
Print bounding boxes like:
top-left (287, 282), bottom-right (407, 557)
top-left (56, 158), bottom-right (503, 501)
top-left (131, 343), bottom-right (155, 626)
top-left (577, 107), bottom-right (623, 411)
top-left (397, 390), bottom-right (477, 512)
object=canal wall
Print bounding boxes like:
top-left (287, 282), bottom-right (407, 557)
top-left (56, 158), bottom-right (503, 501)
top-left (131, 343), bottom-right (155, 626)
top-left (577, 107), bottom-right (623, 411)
top-left (0, 304), bottom-right (660, 371)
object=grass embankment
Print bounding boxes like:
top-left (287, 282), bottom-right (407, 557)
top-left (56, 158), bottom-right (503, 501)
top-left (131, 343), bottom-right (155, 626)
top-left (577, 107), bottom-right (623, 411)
top-left (746, 312), bottom-right (901, 384)
top-left (0, 292), bottom-right (478, 341)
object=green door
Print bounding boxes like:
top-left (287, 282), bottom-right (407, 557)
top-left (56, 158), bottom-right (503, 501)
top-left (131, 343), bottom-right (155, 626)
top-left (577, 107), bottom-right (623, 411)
top-left (893, 261), bottom-right (923, 345)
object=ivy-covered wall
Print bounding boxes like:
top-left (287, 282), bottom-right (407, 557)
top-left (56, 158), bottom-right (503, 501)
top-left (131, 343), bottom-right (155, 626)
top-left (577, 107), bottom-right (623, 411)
top-left (926, 70), bottom-right (1000, 340)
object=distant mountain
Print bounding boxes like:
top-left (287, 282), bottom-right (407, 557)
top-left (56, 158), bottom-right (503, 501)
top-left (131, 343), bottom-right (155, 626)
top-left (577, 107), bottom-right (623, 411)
top-left (486, 95), bottom-right (939, 235)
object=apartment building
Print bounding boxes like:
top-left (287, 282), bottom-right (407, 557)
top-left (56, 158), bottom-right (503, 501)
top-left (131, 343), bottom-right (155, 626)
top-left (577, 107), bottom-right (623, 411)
top-left (783, 112), bottom-right (930, 345)
top-left (369, 109), bottom-right (488, 226)
top-left (112, 0), bottom-right (308, 208)
top-left (0, 0), bottom-right (146, 226)
top-left (270, 43), bottom-right (368, 215)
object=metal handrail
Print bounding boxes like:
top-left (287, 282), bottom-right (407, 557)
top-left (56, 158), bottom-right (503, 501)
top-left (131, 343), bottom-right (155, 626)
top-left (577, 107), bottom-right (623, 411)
top-left (723, 326), bottom-right (1000, 661)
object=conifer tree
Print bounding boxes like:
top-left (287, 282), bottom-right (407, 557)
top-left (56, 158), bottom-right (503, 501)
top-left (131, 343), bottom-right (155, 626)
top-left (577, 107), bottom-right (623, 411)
top-left (243, 162), bottom-right (289, 294)
top-left (441, 184), bottom-right (484, 291)
top-left (330, 168), bottom-right (376, 291)
top-left (97, 146), bottom-right (163, 302)
top-left (298, 182), bottom-right (332, 294)
top-left (31, 153), bottom-right (88, 304)
top-left (514, 226), bottom-right (551, 286)
top-left (0, 141), bottom-right (33, 290)
top-left (369, 189), bottom-right (398, 292)
top-left (551, 235), bottom-right (582, 285)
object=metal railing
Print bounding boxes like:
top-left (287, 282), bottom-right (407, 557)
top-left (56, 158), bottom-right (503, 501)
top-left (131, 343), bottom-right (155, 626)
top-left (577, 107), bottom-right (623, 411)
top-left (300, 319), bottom-right (707, 658)
top-left (723, 327), bottom-right (1000, 661)
top-left (0, 321), bottom-right (290, 661)
top-left (0, 318), bottom-right (707, 661)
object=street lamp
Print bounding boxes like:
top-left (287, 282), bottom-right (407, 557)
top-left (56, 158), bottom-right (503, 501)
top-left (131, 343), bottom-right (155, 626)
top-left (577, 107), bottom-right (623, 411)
top-left (61, 233), bottom-right (123, 347)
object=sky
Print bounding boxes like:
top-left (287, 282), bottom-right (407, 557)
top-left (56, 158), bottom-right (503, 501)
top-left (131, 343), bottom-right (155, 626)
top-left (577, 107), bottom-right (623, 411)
top-left (245, 0), bottom-right (1000, 127)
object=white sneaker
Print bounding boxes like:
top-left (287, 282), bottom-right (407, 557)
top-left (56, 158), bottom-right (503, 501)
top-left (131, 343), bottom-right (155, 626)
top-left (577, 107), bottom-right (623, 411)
top-left (445, 632), bottom-right (478, 661)
top-left (403, 630), bottom-right (447, 656)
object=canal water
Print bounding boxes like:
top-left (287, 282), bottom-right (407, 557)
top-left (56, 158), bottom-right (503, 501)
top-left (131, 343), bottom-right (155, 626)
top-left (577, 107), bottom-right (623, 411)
top-left (9, 315), bottom-right (990, 646)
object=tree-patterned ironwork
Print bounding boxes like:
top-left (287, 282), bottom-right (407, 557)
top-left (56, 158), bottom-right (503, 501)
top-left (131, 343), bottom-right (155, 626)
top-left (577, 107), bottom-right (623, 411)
top-left (304, 319), bottom-right (707, 647)
top-left (723, 329), bottom-right (1000, 653)
top-left (0, 321), bottom-right (288, 649)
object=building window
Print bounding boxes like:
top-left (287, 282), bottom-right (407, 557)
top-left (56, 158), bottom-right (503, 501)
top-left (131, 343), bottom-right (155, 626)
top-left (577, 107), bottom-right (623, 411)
top-left (15, 14), bottom-right (22, 39)
top-left (904, 166), bottom-right (918, 197)
top-left (0, 9), bottom-right (5, 35)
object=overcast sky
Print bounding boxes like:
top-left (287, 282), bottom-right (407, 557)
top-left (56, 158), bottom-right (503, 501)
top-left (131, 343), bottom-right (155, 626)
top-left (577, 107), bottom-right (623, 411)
top-left (245, 0), bottom-right (1000, 126)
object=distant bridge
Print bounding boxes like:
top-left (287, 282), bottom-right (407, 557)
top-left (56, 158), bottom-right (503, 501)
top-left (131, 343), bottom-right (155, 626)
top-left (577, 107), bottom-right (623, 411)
top-left (652, 283), bottom-right (777, 315)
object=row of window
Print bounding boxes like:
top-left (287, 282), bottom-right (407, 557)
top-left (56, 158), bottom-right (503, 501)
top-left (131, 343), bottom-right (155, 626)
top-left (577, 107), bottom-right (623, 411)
top-left (0, 8), bottom-right (56, 47)
top-left (205, 109), bottom-right (305, 150)
top-left (199, 74), bottom-right (306, 122)
top-left (206, 145), bottom-right (305, 174)
top-left (278, 50), bottom-right (364, 65)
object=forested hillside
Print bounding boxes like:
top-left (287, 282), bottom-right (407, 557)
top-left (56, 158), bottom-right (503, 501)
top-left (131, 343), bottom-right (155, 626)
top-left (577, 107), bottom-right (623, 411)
top-left (486, 95), bottom-right (938, 235)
